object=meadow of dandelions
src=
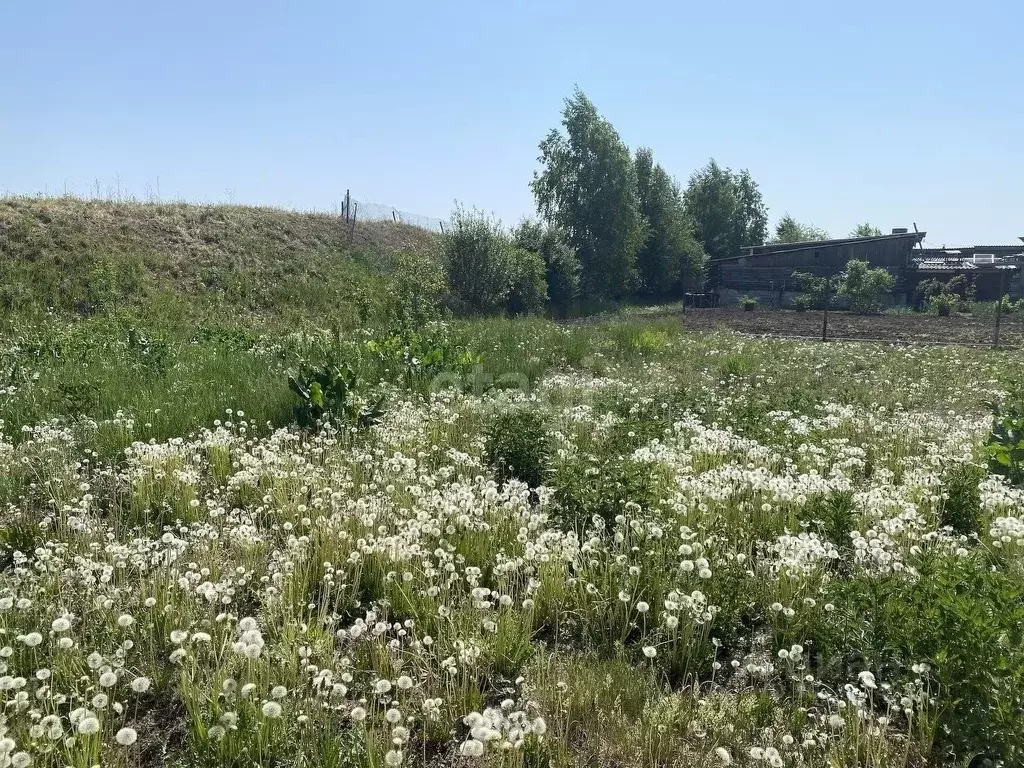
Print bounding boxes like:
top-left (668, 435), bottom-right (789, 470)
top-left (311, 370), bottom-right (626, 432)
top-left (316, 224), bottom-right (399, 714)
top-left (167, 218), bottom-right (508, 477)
top-left (0, 325), bottom-right (1023, 767)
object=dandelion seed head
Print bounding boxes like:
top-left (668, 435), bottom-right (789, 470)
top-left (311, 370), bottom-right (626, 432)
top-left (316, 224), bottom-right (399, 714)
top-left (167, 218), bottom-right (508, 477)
top-left (115, 727), bottom-right (138, 746)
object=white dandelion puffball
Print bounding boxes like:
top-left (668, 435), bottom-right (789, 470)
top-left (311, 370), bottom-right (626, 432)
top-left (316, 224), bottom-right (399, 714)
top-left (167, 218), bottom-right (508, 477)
top-left (642, 646), bottom-right (657, 658)
top-left (396, 675), bottom-right (413, 690)
top-left (715, 746), bottom-right (732, 765)
top-left (350, 706), bottom-right (367, 723)
top-left (99, 672), bottom-right (118, 687)
top-left (384, 750), bottom-right (404, 766)
top-left (858, 670), bottom-right (877, 690)
top-left (460, 739), bottom-right (485, 757)
top-left (270, 685), bottom-right (288, 699)
top-left (51, 617), bottom-right (71, 632)
top-left (131, 677), bottom-right (151, 693)
top-left (261, 701), bottom-right (282, 719)
top-left (117, 615), bottom-right (134, 628)
top-left (115, 727), bottom-right (138, 746)
top-left (77, 717), bottom-right (101, 735)
top-left (11, 753), bottom-right (31, 768)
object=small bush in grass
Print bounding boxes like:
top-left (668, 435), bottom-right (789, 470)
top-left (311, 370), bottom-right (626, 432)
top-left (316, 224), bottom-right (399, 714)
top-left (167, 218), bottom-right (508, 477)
top-left (739, 295), bottom-right (758, 311)
top-left (553, 454), bottom-right (660, 532)
top-left (485, 409), bottom-right (550, 489)
top-left (793, 294), bottom-right (812, 312)
top-left (382, 251), bottom-right (447, 332)
top-left (288, 363), bottom-right (385, 433)
top-left (930, 293), bottom-right (955, 316)
top-left (939, 462), bottom-right (985, 535)
top-left (985, 390), bottom-right (1024, 486)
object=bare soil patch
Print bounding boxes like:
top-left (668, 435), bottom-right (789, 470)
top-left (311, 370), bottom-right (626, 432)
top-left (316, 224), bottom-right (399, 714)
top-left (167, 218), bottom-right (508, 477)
top-left (674, 308), bottom-right (1024, 347)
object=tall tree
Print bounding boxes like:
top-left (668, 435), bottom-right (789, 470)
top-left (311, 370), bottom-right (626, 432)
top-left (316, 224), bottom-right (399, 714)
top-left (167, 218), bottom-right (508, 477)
top-left (531, 89), bottom-right (646, 299)
top-left (851, 222), bottom-right (883, 238)
top-left (634, 148), bottom-right (707, 297)
top-left (682, 159), bottom-right (768, 263)
top-left (773, 214), bottom-right (829, 243)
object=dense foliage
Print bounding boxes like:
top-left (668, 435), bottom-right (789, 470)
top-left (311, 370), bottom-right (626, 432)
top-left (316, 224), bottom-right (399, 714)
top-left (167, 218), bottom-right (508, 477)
top-left (794, 259), bottom-right (896, 314)
top-left (1, 297), bottom-right (1023, 766)
top-left (772, 214), bottom-right (829, 244)
top-left (683, 159), bottom-right (769, 263)
top-left (634, 148), bottom-right (708, 298)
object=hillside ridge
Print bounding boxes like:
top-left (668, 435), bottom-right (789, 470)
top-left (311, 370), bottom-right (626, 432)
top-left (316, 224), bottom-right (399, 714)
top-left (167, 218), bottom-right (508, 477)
top-left (0, 196), bottom-right (440, 318)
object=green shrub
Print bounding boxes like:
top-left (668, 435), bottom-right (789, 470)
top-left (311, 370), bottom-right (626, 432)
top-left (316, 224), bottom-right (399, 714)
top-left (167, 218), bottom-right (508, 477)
top-left (929, 293), bottom-right (956, 316)
top-left (800, 491), bottom-right (856, 554)
top-left (818, 553), bottom-right (1024, 764)
top-left (441, 206), bottom-right (513, 315)
top-left (792, 271), bottom-right (835, 310)
top-left (553, 454), bottom-right (660, 532)
top-left (985, 392), bottom-right (1024, 486)
top-left (739, 295), bottom-right (758, 311)
top-left (288, 363), bottom-right (384, 433)
top-left (540, 238), bottom-right (581, 316)
top-left (838, 259), bottom-right (894, 314)
top-left (505, 247), bottom-right (548, 316)
top-left (939, 462), bottom-right (985, 535)
top-left (793, 294), bottom-right (812, 312)
top-left (484, 409), bottom-right (550, 488)
top-left (513, 221), bottom-right (580, 316)
top-left (382, 251), bottom-right (447, 332)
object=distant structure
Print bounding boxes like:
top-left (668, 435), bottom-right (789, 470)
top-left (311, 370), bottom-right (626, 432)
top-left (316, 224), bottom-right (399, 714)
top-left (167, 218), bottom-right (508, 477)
top-left (908, 243), bottom-right (1023, 301)
top-left (709, 229), bottom-right (926, 305)
top-left (709, 229), bottom-right (1024, 305)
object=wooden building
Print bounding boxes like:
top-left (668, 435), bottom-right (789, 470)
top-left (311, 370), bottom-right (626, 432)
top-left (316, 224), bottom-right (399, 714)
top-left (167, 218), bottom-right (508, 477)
top-left (710, 230), bottom-right (926, 305)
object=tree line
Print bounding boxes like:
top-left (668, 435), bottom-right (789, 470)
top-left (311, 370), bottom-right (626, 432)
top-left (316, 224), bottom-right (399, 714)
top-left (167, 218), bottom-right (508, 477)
top-left (441, 88), bottom-right (885, 316)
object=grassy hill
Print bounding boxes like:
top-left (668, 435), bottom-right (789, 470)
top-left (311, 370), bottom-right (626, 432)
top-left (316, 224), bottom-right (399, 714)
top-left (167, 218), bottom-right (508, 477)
top-left (0, 196), bottom-right (440, 323)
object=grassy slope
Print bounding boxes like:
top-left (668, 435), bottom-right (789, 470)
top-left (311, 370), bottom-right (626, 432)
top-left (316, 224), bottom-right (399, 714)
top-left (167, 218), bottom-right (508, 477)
top-left (0, 196), bottom-right (439, 322)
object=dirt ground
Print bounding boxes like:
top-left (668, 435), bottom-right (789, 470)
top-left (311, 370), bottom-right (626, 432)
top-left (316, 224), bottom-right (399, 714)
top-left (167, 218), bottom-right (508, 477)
top-left (671, 308), bottom-right (1024, 347)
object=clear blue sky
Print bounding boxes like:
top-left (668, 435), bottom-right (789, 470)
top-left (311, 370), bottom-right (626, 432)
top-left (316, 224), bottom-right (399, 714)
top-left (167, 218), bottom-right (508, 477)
top-left (2, 0), bottom-right (1021, 246)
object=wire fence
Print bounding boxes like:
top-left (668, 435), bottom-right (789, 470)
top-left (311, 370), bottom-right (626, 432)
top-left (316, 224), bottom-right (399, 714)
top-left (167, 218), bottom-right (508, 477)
top-left (341, 190), bottom-right (446, 232)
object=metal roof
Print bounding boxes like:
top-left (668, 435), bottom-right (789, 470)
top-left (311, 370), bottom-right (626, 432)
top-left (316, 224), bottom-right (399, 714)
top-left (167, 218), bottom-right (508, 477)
top-left (913, 261), bottom-right (1019, 272)
top-left (711, 231), bottom-right (927, 264)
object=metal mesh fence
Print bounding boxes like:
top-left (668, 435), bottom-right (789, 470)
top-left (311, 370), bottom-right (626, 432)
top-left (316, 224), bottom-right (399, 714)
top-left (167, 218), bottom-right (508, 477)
top-left (341, 191), bottom-right (445, 232)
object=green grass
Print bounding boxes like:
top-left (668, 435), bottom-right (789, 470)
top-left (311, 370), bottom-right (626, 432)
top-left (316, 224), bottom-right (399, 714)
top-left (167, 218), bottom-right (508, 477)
top-left (0, 195), bottom-right (439, 322)
top-left (2, 198), bottom-right (1024, 767)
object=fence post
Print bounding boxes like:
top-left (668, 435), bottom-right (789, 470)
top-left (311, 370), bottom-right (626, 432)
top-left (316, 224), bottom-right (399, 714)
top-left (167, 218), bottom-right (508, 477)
top-left (821, 278), bottom-right (831, 342)
top-left (350, 202), bottom-right (358, 235)
top-left (994, 271), bottom-right (1006, 348)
